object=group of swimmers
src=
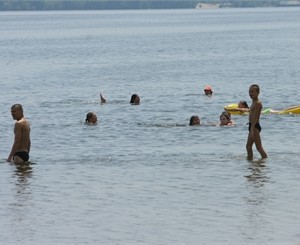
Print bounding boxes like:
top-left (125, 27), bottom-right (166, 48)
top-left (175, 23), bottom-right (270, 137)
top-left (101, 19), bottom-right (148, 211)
top-left (189, 111), bottom-right (234, 126)
top-left (85, 84), bottom-right (267, 161)
top-left (7, 84), bottom-right (267, 165)
top-left (84, 85), bottom-right (299, 160)
top-left (185, 84), bottom-right (268, 161)
top-left (87, 87), bottom-right (235, 127)
top-left (189, 85), bottom-right (235, 126)
top-left (85, 93), bottom-right (140, 124)
top-left (6, 94), bottom-right (140, 165)
top-left (202, 84), bottom-right (267, 161)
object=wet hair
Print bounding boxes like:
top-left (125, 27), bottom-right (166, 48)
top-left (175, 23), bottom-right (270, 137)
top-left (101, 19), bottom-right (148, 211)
top-left (239, 100), bottom-right (249, 109)
top-left (86, 112), bottom-right (94, 123)
top-left (130, 94), bottom-right (138, 103)
top-left (189, 115), bottom-right (199, 126)
top-left (11, 104), bottom-right (23, 112)
top-left (250, 84), bottom-right (260, 93)
top-left (220, 111), bottom-right (231, 120)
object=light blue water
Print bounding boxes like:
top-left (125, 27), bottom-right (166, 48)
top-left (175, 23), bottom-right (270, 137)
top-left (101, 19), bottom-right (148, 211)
top-left (0, 8), bottom-right (300, 245)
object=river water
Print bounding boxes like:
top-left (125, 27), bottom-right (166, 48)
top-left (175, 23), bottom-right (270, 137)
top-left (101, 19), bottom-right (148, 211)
top-left (0, 7), bottom-right (300, 245)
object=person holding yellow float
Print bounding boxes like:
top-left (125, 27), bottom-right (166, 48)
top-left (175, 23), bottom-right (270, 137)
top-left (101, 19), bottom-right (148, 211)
top-left (225, 101), bottom-right (300, 115)
top-left (224, 100), bottom-right (249, 115)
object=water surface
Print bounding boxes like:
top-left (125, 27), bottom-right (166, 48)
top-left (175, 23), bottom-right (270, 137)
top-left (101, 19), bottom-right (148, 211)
top-left (0, 8), bottom-right (300, 245)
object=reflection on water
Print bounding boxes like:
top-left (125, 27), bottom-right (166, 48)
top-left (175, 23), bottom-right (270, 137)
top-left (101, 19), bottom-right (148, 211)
top-left (14, 164), bottom-right (33, 186)
top-left (4, 164), bottom-right (35, 242)
top-left (10, 163), bottom-right (33, 212)
top-left (243, 162), bottom-right (270, 243)
top-left (245, 162), bottom-right (269, 189)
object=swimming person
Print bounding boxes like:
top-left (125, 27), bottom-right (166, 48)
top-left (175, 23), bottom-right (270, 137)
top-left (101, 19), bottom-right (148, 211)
top-left (224, 100), bottom-right (250, 114)
top-left (130, 94), bottom-right (140, 105)
top-left (246, 84), bottom-right (267, 160)
top-left (225, 100), bottom-right (299, 115)
top-left (85, 112), bottom-right (98, 124)
top-left (189, 115), bottom-right (201, 126)
top-left (238, 100), bottom-right (249, 110)
top-left (204, 85), bottom-right (213, 96)
top-left (7, 104), bottom-right (31, 164)
top-left (219, 111), bottom-right (234, 126)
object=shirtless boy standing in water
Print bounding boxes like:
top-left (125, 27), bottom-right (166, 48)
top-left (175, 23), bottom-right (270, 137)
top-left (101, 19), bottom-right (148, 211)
top-left (246, 84), bottom-right (267, 160)
top-left (7, 104), bottom-right (31, 164)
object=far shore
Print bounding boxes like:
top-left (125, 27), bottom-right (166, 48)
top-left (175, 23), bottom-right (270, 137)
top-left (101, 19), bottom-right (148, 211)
top-left (1, 0), bottom-right (300, 11)
top-left (195, 3), bottom-right (220, 9)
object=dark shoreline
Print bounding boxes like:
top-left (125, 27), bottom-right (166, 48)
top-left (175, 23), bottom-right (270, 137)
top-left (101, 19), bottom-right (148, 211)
top-left (1, 0), bottom-right (300, 11)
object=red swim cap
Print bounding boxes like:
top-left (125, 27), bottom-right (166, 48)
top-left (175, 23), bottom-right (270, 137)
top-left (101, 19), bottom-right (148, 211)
top-left (204, 85), bottom-right (212, 91)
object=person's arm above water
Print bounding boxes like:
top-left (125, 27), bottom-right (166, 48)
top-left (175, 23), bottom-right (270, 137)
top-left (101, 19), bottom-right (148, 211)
top-left (7, 122), bottom-right (22, 162)
top-left (100, 93), bottom-right (106, 103)
top-left (225, 107), bottom-right (249, 112)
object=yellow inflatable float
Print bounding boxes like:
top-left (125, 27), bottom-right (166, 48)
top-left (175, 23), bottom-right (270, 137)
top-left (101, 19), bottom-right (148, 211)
top-left (224, 104), bottom-right (300, 115)
top-left (224, 103), bottom-right (248, 115)
top-left (274, 105), bottom-right (300, 115)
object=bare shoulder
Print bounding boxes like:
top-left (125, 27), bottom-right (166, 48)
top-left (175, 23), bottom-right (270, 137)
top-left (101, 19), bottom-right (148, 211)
top-left (16, 118), bottom-right (30, 129)
top-left (254, 100), bottom-right (263, 109)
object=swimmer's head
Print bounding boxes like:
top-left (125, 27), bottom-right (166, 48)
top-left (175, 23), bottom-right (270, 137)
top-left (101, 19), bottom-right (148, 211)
top-left (189, 115), bottom-right (200, 126)
top-left (238, 100), bottom-right (249, 109)
top-left (130, 94), bottom-right (140, 105)
top-left (204, 85), bottom-right (213, 95)
top-left (220, 111), bottom-right (231, 126)
top-left (86, 112), bottom-right (97, 124)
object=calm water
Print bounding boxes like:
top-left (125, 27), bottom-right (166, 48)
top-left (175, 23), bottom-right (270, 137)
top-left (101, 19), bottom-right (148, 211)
top-left (1, 7), bottom-right (300, 245)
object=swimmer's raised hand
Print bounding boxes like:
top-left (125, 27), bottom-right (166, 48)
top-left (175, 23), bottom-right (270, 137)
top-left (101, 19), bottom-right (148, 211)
top-left (100, 93), bottom-right (106, 103)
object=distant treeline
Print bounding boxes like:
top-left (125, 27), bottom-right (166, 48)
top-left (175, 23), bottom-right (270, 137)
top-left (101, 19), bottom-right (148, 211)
top-left (0, 0), bottom-right (197, 10)
top-left (0, 0), bottom-right (294, 11)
